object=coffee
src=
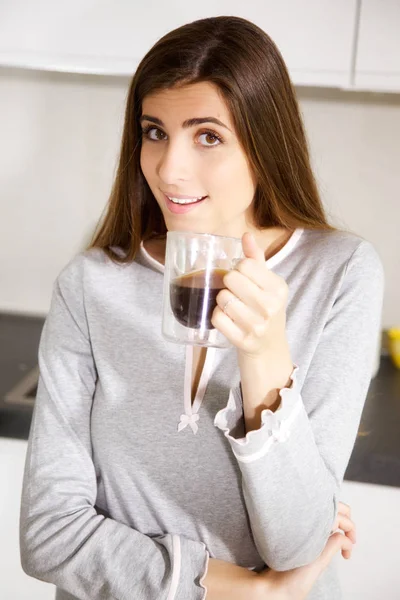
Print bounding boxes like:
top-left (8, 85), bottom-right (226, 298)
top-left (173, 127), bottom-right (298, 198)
top-left (170, 268), bottom-right (228, 329)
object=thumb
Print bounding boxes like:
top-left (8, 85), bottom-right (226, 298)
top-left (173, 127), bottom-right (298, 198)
top-left (242, 232), bottom-right (265, 264)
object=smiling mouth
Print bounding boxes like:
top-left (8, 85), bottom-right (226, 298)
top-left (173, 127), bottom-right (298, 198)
top-left (166, 195), bottom-right (207, 205)
top-left (163, 193), bottom-right (208, 214)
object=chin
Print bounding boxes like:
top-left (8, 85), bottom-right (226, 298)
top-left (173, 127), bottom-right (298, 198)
top-left (164, 220), bottom-right (208, 234)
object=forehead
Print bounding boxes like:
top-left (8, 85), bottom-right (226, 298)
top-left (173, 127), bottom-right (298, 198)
top-left (142, 82), bottom-right (232, 124)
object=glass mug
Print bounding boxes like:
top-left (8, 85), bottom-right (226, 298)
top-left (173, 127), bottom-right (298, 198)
top-left (162, 231), bottom-right (244, 348)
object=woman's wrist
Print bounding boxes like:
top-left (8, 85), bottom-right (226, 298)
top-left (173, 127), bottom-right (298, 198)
top-left (252, 570), bottom-right (281, 599)
top-left (203, 557), bottom-right (261, 600)
top-left (251, 574), bottom-right (274, 599)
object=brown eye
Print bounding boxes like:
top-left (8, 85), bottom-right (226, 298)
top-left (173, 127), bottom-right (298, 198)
top-left (142, 126), bottom-right (165, 141)
top-left (198, 131), bottom-right (223, 147)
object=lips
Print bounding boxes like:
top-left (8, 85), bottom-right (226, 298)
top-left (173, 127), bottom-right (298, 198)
top-left (163, 193), bottom-right (208, 215)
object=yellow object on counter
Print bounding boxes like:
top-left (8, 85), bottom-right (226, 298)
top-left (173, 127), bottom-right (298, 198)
top-left (388, 328), bottom-right (400, 369)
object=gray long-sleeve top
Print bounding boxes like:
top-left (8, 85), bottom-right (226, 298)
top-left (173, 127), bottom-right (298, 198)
top-left (20, 228), bottom-right (384, 600)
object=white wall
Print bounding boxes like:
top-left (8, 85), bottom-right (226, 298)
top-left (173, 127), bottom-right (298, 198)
top-left (0, 67), bottom-right (399, 326)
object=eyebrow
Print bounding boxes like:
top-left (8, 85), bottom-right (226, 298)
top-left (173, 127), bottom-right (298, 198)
top-left (140, 114), bottom-right (231, 131)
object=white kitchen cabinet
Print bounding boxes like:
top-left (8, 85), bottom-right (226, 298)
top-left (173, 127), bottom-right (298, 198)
top-left (355, 0), bottom-right (400, 92)
top-left (244, 0), bottom-right (358, 87)
top-left (0, 0), bottom-right (357, 88)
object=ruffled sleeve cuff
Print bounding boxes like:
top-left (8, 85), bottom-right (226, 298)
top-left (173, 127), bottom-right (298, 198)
top-left (213, 365), bottom-right (303, 463)
top-left (173, 536), bottom-right (210, 600)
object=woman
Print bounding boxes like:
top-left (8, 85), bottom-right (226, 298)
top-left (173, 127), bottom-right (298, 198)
top-left (20, 15), bottom-right (383, 600)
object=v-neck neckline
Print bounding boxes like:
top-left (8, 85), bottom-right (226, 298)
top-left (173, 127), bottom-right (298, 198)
top-left (184, 345), bottom-right (217, 415)
top-left (177, 345), bottom-right (218, 434)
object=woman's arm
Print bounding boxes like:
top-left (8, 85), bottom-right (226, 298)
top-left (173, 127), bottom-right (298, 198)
top-left (204, 504), bottom-right (355, 600)
top-left (214, 240), bottom-right (384, 571)
top-left (203, 559), bottom-right (261, 600)
top-left (20, 255), bottom-right (208, 600)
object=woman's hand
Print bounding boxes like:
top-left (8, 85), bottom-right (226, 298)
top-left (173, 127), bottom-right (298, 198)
top-left (213, 232), bottom-right (294, 426)
top-left (212, 232), bottom-right (289, 358)
top-left (331, 501), bottom-right (356, 557)
top-left (258, 502), bottom-right (356, 600)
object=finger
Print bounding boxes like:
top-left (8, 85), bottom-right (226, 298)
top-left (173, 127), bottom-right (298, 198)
top-left (319, 532), bottom-right (353, 569)
top-left (342, 547), bottom-right (352, 561)
top-left (332, 504), bottom-right (356, 544)
top-left (211, 305), bottom-right (250, 347)
top-left (336, 514), bottom-right (357, 545)
top-left (223, 269), bottom-right (281, 318)
top-left (329, 518), bottom-right (355, 560)
top-left (338, 501), bottom-right (351, 519)
top-left (241, 232), bottom-right (265, 264)
top-left (216, 289), bottom-right (265, 333)
top-left (234, 256), bottom-right (287, 299)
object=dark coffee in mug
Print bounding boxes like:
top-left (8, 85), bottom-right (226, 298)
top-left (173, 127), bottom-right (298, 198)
top-left (170, 268), bottom-right (229, 329)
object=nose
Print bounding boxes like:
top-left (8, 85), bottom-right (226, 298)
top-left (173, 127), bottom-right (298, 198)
top-left (157, 138), bottom-right (192, 184)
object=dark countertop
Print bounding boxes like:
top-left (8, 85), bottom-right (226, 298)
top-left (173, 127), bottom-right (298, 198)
top-left (345, 355), bottom-right (400, 487)
top-left (1, 312), bottom-right (400, 487)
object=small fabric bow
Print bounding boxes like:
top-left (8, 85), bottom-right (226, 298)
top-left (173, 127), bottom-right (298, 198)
top-left (178, 413), bottom-right (200, 434)
top-left (269, 419), bottom-right (290, 443)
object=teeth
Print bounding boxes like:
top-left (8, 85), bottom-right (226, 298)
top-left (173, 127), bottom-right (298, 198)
top-left (167, 196), bottom-right (205, 205)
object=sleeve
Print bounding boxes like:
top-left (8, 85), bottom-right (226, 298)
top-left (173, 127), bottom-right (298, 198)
top-left (19, 255), bottom-right (209, 600)
top-left (214, 240), bottom-right (385, 571)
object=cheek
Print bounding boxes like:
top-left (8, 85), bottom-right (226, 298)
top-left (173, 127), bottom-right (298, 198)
top-left (140, 144), bottom-right (161, 182)
top-left (211, 152), bottom-right (255, 204)
top-left (140, 147), bottom-right (151, 179)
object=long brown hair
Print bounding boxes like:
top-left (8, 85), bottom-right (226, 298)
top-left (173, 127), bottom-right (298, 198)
top-left (89, 15), bottom-right (336, 263)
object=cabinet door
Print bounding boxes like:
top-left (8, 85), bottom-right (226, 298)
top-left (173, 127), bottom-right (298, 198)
top-left (244, 0), bottom-right (358, 87)
top-left (355, 0), bottom-right (400, 92)
top-left (0, 0), bottom-right (357, 87)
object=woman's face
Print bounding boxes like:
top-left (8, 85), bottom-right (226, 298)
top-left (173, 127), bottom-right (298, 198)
top-left (140, 82), bottom-right (257, 238)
